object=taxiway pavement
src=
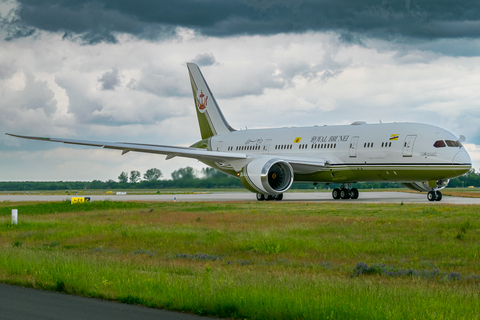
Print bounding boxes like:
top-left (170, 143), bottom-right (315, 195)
top-left (0, 283), bottom-right (213, 320)
top-left (1, 191), bottom-right (480, 204)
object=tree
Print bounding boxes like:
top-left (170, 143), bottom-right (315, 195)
top-left (129, 170), bottom-right (141, 183)
top-left (171, 167), bottom-right (196, 180)
top-left (143, 168), bottom-right (162, 181)
top-left (118, 171), bottom-right (128, 183)
top-left (202, 167), bottom-right (225, 179)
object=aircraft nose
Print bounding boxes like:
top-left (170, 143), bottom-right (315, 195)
top-left (453, 149), bottom-right (472, 174)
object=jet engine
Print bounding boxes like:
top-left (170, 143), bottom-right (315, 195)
top-left (402, 179), bottom-right (450, 192)
top-left (240, 158), bottom-right (294, 195)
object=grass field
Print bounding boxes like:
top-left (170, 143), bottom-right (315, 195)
top-left (1, 200), bottom-right (479, 319)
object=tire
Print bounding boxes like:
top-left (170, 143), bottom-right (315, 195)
top-left (340, 188), bottom-right (351, 199)
top-left (435, 191), bottom-right (442, 201)
top-left (350, 188), bottom-right (359, 199)
top-left (266, 195), bottom-right (274, 201)
top-left (256, 193), bottom-right (265, 201)
top-left (332, 188), bottom-right (341, 199)
top-left (275, 194), bottom-right (283, 201)
top-left (427, 191), bottom-right (436, 201)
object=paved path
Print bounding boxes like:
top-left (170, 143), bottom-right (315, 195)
top-left (0, 283), bottom-right (212, 320)
top-left (1, 192), bottom-right (480, 204)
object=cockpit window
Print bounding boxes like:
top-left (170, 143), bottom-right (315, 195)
top-left (433, 140), bottom-right (446, 148)
top-left (445, 140), bottom-right (458, 147)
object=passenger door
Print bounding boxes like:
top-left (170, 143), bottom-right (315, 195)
top-left (263, 139), bottom-right (272, 155)
top-left (349, 136), bottom-right (359, 158)
top-left (402, 135), bottom-right (416, 157)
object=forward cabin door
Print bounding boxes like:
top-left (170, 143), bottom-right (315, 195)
top-left (349, 136), bottom-right (359, 158)
top-left (402, 135), bottom-right (417, 157)
top-left (217, 141), bottom-right (223, 151)
top-left (263, 139), bottom-right (272, 155)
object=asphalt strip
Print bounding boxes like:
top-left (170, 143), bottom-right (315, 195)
top-left (0, 283), bottom-right (213, 320)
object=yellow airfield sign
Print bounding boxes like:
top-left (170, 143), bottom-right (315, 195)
top-left (71, 197), bottom-right (91, 204)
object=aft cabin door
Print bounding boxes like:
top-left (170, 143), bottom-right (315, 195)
top-left (402, 135), bottom-right (416, 157)
top-left (263, 139), bottom-right (272, 155)
top-left (349, 136), bottom-right (359, 158)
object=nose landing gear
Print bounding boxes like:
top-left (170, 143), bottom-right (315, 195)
top-left (332, 184), bottom-right (359, 200)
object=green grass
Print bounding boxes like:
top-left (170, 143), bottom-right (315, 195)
top-left (1, 201), bottom-right (480, 319)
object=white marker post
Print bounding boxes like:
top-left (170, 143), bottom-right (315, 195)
top-left (11, 209), bottom-right (18, 225)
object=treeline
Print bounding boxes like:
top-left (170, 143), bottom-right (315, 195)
top-left (1, 168), bottom-right (478, 192)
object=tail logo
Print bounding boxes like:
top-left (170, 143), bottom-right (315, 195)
top-left (197, 90), bottom-right (208, 113)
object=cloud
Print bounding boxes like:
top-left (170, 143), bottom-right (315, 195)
top-left (4, 0), bottom-right (480, 46)
top-left (98, 68), bottom-right (121, 90)
top-left (1, 26), bottom-right (480, 180)
top-left (0, 6), bottom-right (36, 41)
top-left (191, 53), bottom-right (216, 66)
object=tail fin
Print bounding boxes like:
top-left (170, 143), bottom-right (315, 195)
top-left (187, 62), bottom-right (235, 139)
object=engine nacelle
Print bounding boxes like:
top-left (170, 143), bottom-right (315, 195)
top-left (239, 158), bottom-right (294, 195)
top-left (402, 179), bottom-right (450, 192)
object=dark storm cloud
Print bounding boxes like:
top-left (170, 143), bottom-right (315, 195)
top-left (5, 0), bottom-right (480, 43)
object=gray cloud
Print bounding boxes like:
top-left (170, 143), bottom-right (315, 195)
top-left (1, 6), bottom-right (36, 41)
top-left (192, 53), bottom-right (216, 67)
top-left (98, 68), bottom-right (121, 90)
top-left (4, 0), bottom-right (480, 45)
top-left (55, 75), bottom-right (104, 124)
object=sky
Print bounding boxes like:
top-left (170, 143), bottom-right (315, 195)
top-left (1, 0), bottom-right (480, 182)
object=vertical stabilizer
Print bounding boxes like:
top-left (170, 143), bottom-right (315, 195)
top-left (187, 62), bottom-right (235, 139)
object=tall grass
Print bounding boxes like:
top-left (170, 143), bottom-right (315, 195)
top-left (1, 201), bottom-right (480, 319)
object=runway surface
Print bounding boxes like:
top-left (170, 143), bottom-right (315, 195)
top-left (1, 191), bottom-right (480, 204)
top-left (0, 283), bottom-right (212, 320)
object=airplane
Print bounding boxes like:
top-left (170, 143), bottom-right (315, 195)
top-left (6, 63), bottom-right (472, 202)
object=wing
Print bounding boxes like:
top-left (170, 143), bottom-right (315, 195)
top-left (6, 133), bottom-right (329, 173)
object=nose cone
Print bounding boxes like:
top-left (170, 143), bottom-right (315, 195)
top-left (453, 149), bottom-right (472, 175)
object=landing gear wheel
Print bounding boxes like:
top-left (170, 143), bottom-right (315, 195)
top-left (350, 188), bottom-right (359, 199)
top-left (332, 188), bottom-right (341, 200)
top-left (266, 195), bottom-right (274, 201)
top-left (256, 193), bottom-right (265, 201)
top-left (427, 191), bottom-right (436, 201)
top-left (340, 188), bottom-right (351, 199)
top-left (275, 194), bottom-right (283, 201)
top-left (435, 191), bottom-right (442, 201)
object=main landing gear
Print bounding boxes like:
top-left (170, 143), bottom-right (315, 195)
top-left (256, 193), bottom-right (283, 201)
top-left (332, 184), bottom-right (359, 200)
top-left (427, 190), bottom-right (443, 202)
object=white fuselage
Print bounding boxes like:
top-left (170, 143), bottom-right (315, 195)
top-left (207, 122), bottom-right (471, 183)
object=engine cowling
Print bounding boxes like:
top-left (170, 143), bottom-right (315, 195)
top-left (239, 158), bottom-right (294, 195)
top-left (402, 179), bottom-right (450, 192)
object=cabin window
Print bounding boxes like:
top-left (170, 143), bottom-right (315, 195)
top-left (389, 142), bottom-right (392, 147)
top-left (445, 140), bottom-right (458, 147)
top-left (364, 143), bottom-right (366, 148)
top-left (434, 140), bottom-right (446, 148)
